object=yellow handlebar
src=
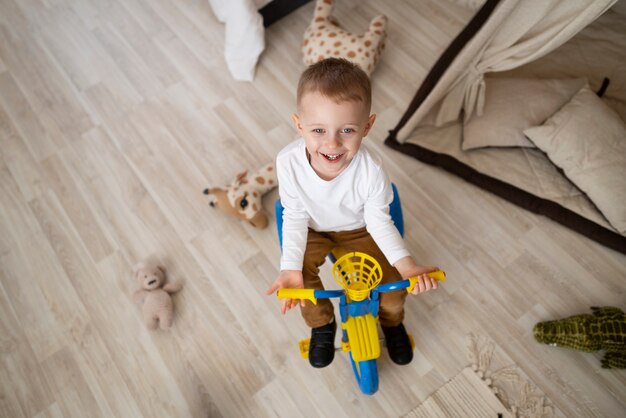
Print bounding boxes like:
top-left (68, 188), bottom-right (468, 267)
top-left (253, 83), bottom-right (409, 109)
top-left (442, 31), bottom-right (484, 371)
top-left (277, 271), bottom-right (446, 300)
top-left (276, 289), bottom-right (318, 305)
top-left (407, 270), bottom-right (446, 293)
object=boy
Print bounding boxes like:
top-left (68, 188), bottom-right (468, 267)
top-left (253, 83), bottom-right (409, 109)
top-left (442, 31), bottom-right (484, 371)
top-left (266, 58), bottom-right (438, 368)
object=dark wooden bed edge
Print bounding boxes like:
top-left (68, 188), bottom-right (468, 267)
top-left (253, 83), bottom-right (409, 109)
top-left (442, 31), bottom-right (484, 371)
top-left (384, 132), bottom-right (626, 255)
top-left (260, 0), bottom-right (312, 27)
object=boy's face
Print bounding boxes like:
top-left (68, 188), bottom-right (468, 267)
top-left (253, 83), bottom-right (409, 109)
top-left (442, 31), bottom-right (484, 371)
top-left (292, 91), bottom-right (376, 181)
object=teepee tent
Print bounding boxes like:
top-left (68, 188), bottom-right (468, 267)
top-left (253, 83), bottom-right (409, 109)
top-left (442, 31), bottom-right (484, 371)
top-left (385, 0), bottom-right (626, 254)
top-left (391, 0), bottom-right (616, 138)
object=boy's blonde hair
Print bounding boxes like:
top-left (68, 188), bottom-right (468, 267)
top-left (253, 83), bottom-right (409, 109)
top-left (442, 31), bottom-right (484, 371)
top-left (297, 58), bottom-right (372, 112)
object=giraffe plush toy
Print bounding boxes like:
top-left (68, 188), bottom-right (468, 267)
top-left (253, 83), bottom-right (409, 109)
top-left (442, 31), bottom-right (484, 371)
top-left (302, 0), bottom-right (387, 75)
top-left (203, 163), bottom-right (277, 229)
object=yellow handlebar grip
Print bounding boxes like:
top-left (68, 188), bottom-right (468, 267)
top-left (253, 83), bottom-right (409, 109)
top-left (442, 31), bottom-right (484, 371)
top-left (428, 270), bottom-right (446, 282)
top-left (276, 289), bottom-right (317, 305)
top-left (407, 270), bottom-right (446, 293)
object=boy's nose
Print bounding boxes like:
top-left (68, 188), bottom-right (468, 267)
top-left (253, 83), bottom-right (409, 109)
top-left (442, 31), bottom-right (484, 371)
top-left (326, 135), bottom-right (340, 148)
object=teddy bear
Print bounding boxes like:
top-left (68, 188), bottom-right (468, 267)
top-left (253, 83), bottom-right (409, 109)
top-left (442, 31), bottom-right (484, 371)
top-left (203, 162), bottom-right (277, 229)
top-left (132, 261), bottom-right (182, 330)
top-left (302, 0), bottom-right (387, 75)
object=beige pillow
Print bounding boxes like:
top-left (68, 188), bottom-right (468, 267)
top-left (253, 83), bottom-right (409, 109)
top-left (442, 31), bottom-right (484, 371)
top-left (462, 77), bottom-right (586, 150)
top-left (524, 85), bottom-right (626, 234)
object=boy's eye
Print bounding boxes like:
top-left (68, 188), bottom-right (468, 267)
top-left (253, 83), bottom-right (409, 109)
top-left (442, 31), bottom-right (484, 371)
top-left (312, 128), bottom-right (324, 134)
top-left (341, 128), bottom-right (355, 134)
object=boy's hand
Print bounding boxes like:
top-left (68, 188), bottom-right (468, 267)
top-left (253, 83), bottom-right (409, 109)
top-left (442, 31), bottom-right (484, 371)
top-left (408, 268), bottom-right (439, 295)
top-left (394, 256), bottom-right (440, 295)
top-left (265, 270), bottom-right (305, 314)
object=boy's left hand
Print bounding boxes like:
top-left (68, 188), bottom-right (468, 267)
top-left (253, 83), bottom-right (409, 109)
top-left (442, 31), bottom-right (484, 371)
top-left (394, 256), bottom-right (440, 295)
top-left (409, 269), bottom-right (439, 295)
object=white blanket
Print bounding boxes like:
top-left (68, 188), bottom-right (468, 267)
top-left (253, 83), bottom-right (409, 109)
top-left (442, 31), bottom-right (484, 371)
top-left (208, 0), bottom-right (271, 81)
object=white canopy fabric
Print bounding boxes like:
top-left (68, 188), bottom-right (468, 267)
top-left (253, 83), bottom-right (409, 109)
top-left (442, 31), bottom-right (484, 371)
top-left (397, 0), bottom-right (617, 142)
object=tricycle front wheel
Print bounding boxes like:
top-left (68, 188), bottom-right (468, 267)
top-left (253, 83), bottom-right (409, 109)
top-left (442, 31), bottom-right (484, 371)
top-left (350, 354), bottom-right (379, 395)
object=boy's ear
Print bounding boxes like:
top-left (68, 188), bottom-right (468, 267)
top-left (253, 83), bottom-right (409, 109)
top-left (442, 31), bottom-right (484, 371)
top-left (364, 114), bottom-right (376, 136)
top-left (291, 113), bottom-right (304, 136)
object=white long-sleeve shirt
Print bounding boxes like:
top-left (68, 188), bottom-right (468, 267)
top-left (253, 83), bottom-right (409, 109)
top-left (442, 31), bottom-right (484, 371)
top-left (277, 138), bottom-right (409, 271)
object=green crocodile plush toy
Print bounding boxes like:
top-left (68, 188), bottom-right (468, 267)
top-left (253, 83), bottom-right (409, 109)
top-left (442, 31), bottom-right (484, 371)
top-left (533, 306), bottom-right (626, 369)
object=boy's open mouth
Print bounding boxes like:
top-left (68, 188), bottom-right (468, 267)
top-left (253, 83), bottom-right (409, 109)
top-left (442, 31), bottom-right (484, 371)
top-left (321, 153), bottom-right (343, 161)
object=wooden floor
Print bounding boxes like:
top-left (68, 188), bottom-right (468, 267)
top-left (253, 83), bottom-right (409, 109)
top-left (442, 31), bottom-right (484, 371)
top-left (0, 0), bottom-right (624, 417)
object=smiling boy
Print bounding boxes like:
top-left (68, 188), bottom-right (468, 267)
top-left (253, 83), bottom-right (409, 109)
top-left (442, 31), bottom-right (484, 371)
top-left (266, 58), bottom-right (438, 368)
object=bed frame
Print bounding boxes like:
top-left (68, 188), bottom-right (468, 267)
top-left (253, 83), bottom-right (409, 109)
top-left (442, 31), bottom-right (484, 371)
top-left (260, 0), bottom-right (312, 27)
top-left (384, 0), bottom-right (626, 255)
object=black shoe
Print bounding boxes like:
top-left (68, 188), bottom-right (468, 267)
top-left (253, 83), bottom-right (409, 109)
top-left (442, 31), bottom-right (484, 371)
top-left (382, 323), bottom-right (413, 365)
top-left (309, 318), bottom-right (336, 368)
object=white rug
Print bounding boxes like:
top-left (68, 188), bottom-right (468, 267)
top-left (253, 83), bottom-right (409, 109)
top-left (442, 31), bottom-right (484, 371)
top-left (405, 334), bottom-right (559, 418)
top-left (404, 367), bottom-right (511, 418)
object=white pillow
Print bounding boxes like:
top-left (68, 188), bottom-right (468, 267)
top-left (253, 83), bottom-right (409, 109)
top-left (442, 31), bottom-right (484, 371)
top-left (462, 77), bottom-right (586, 150)
top-left (524, 85), bottom-right (626, 234)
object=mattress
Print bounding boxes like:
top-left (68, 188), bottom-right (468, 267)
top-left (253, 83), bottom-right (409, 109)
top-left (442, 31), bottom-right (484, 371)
top-left (386, 3), bottom-right (626, 253)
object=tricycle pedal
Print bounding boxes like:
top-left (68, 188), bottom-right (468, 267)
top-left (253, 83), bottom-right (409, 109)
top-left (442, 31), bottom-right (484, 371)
top-left (299, 338), bottom-right (310, 359)
top-left (409, 334), bottom-right (415, 351)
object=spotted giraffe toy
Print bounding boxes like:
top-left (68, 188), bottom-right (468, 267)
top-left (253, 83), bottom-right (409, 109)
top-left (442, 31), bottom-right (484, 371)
top-left (203, 163), bottom-right (277, 229)
top-left (533, 306), bottom-right (626, 369)
top-left (302, 0), bottom-right (387, 75)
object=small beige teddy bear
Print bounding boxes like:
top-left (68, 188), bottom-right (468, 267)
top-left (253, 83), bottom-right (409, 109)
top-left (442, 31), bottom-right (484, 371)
top-left (303, 0), bottom-right (387, 75)
top-left (203, 162), bottom-right (277, 229)
top-left (132, 261), bottom-right (182, 330)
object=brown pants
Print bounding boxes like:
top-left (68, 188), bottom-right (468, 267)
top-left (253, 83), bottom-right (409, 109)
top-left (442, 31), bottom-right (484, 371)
top-left (301, 227), bottom-right (407, 328)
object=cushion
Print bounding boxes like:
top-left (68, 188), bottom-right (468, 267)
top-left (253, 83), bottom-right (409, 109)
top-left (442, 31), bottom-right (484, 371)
top-left (523, 85), bottom-right (626, 234)
top-left (462, 77), bottom-right (586, 150)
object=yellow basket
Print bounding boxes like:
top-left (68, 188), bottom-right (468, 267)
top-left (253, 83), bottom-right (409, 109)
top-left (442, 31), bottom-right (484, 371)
top-left (332, 252), bottom-right (383, 302)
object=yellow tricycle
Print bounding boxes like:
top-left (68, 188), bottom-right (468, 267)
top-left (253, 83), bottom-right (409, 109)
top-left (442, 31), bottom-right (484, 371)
top-left (277, 251), bottom-right (445, 395)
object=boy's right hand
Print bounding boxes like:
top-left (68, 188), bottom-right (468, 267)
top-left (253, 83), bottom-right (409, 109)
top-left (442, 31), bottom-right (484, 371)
top-left (265, 270), bottom-right (305, 315)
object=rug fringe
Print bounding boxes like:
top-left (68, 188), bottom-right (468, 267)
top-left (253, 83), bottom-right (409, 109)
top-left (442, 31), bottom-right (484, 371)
top-left (466, 333), bottom-right (556, 418)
